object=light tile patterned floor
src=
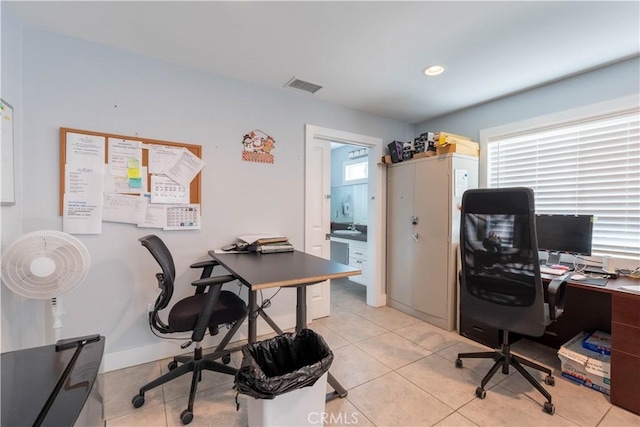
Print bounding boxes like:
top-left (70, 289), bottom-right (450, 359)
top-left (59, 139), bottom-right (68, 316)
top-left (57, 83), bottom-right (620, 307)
top-left (104, 278), bottom-right (640, 426)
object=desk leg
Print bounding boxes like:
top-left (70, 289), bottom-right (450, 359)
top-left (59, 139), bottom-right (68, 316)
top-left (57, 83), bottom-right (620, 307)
top-left (248, 289), bottom-right (258, 343)
top-left (296, 284), bottom-right (307, 332)
top-left (248, 289), bottom-right (285, 343)
top-left (296, 286), bottom-right (348, 400)
top-left (327, 372), bottom-right (348, 400)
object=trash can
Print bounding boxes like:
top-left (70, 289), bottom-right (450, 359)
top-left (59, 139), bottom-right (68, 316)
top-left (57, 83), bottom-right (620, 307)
top-left (235, 329), bottom-right (334, 427)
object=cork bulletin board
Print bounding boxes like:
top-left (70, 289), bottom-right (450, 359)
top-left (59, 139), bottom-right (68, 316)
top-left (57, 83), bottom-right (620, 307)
top-left (59, 127), bottom-right (202, 215)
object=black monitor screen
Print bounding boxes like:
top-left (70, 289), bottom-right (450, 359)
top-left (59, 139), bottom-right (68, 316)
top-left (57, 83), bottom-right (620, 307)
top-left (535, 214), bottom-right (594, 256)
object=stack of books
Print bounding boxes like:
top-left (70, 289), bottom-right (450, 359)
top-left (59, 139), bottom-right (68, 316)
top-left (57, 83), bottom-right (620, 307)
top-left (238, 235), bottom-right (294, 253)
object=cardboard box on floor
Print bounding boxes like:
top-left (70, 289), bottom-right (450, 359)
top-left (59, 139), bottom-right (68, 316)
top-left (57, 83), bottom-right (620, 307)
top-left (557, 332), bottom-right (611, 395)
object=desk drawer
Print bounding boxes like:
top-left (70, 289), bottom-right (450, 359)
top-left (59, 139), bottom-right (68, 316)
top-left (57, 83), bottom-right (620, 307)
top-left (612, 293), bottom-right (640, 327)
top-left (610, 349), bottom-right (640, 415)
top-left (612, 322), bottom-right (640, 356)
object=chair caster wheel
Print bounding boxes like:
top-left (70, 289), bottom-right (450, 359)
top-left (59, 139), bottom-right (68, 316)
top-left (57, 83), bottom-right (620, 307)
top-left (544, 375), bottom-right (555, 386)
top-left (455, 358), bottom-right (463, 368)
top-left (222, 354), bottom-right (231, 364)
top-left (168, 361), bottom-right (178, 371)
top-left (131, 394), bottom-right (145, 408)
top-left (543, 402), bottom-right (555, 415)
top-left (180, 409), bottom-right (193, 425)
top-left (475, 387), bottom-right (486, 399)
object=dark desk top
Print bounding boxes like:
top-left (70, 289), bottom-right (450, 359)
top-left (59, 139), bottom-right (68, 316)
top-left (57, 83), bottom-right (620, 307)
top-left (209, 250), bottom-right (360, 290)
top-left (1, 336), bottom-right (104, 427)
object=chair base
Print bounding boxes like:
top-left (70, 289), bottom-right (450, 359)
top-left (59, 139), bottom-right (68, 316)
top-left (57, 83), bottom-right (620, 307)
top-left (132, 321), bottom-right (246, 425)
top-left (456, 336), bottom-right (556, 415)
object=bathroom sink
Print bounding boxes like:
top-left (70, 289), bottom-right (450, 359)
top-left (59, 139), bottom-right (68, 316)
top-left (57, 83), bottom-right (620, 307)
top-left (333, 230), bottom-right (362, 235)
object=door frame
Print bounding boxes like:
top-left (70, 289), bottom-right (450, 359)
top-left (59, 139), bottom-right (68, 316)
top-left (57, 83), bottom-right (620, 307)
top-left (304, 124), bottom-right (386, 309)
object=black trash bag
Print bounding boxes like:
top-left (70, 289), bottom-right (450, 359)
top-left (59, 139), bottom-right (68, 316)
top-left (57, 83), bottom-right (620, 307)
top-left (234, 328), bottom-right (333, 400)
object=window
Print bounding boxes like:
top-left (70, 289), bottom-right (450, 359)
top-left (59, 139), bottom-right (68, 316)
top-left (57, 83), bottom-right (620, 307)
top-left (484, 103), bottom-right (640, 259)
top-left (343, 159), bottom-right (368, 184)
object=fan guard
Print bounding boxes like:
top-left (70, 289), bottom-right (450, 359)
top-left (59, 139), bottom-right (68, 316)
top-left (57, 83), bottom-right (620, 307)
top-left (1, 230), bottom-right (90, 299)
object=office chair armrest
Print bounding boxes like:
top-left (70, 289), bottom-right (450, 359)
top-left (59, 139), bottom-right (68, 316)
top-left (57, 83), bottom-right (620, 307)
top-left (190, 259), bottom-right (220, 283)
top-left (547, 276), bottom-right (568, 321)
top-left (191, 274), bottom-right (236, 288)
top-left (191, 274), bottom-right (236, 295)
top-left (191, 284), bottom-right (224, 342)
top-left (190, 260), bottom-right (219, 269)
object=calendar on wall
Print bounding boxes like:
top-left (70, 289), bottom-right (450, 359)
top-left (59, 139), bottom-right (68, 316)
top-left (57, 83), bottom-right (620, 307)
top-left (165, 205), bottom-right (201, 230)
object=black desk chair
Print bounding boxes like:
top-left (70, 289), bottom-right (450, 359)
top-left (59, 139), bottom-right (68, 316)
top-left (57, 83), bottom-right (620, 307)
top-left (131, 235), bottom-right (247, 425)
top-left (456, 188), bottom-right (567, 415)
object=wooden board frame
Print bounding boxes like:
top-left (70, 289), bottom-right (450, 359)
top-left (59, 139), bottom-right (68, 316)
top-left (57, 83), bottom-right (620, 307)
top-left (59, 127), bottom-right (202, 215)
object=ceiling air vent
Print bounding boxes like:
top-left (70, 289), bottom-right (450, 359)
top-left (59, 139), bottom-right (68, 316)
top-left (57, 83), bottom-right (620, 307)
top-left (284, 77), bottom-right (323, 94)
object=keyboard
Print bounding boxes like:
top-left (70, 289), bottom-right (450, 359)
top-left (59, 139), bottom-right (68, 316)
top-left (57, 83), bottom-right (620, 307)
top-left (540, 266), bottom-right (568, 276)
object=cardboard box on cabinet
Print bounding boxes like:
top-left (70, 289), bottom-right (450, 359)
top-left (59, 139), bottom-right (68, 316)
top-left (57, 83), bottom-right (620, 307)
top-left (436, 141), bottom-right (479, 157)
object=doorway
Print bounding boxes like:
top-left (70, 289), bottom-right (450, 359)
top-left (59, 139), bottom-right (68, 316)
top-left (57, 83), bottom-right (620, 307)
top-left (304, 125), bottom-right (386, 322)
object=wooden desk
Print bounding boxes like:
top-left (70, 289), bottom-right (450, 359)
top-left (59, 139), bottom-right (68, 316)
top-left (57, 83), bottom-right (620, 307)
top-left (549, 276), bottom-right (640, 415)
top-left (208, 250), bottom-right (360, 400)
top-left (460, 274), bottom-right (640, 415)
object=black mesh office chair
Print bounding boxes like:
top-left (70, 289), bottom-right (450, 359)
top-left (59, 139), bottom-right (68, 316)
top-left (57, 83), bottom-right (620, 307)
top-left (131, 235), bottom-right (248, 425)
top-left (456, 188), bottom-right (567, 415)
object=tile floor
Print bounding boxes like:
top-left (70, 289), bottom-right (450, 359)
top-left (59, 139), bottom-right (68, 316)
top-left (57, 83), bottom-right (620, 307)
top-left (103, 278), bottom-right (640, 426)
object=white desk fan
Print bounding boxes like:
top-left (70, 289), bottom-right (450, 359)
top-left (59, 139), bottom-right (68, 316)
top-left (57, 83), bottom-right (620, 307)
top-left (1, 230), bottom-right (90, 341)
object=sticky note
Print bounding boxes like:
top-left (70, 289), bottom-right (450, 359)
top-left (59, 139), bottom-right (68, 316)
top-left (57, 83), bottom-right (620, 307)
top-left (129, 178), bottom-right (142, 188)
top-left (128, 168), bottom-right (141, 179)
top-left (127, 158), bottom-right (140, 168)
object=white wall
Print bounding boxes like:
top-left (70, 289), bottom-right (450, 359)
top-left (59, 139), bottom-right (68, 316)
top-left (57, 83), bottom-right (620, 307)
top-left (1, 12), bottom-right (413, 368)
top-left (415, 56), bottom-right (640, 140)
top-left (1, 5), bottom-right (30, 353)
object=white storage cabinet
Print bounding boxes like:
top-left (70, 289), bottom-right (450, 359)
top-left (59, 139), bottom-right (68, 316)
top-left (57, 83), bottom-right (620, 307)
top-left (386, 153), bottom-right (478, 331)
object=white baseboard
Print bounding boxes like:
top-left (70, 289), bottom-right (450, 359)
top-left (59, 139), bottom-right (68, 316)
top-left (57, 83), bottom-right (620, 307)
top-left (101, 312), bottom-right (296, 373)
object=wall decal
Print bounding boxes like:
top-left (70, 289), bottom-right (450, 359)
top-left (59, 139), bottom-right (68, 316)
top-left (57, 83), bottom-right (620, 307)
top-left (242, 130), bottom-right (275, 163)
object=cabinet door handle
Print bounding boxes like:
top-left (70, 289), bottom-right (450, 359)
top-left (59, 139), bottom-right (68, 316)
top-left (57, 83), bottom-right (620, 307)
top-left (412, 233), bottom-right (419, 241)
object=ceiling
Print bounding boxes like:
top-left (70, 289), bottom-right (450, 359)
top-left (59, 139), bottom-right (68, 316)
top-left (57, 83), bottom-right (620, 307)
top-left (6, 1), bottom-right (640, 124)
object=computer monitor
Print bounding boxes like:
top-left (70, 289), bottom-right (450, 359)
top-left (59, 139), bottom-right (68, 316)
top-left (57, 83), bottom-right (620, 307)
top-left (535, 214), bottom-right (594, 264)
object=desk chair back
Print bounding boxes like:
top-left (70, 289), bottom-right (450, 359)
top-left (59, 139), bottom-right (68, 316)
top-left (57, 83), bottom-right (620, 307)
top-left (457, 188), bottom-right (567, 414)
top-left (139, 235), bottom-right (176, 332)
top-left (460, 187), bottom-right (547, 337)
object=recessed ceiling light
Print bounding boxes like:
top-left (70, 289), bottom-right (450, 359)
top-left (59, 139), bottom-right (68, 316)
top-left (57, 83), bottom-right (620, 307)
top-left (423, 65), bottom-right (445, 76)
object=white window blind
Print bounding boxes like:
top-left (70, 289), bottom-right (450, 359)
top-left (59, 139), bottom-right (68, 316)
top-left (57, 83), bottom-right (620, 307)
top-left (487, 108), bottom-right (640, 259)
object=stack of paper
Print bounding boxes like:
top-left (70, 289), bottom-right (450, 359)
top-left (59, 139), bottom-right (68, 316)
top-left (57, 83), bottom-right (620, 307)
top-left (238, 235), bottom-right (294, 253)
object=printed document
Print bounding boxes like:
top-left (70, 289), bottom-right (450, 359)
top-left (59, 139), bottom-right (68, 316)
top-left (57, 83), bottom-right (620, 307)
top-left (164, 148), bottom-right (205, 188)
top-left (102, 193), bottom-right (147, 224)
top-left (148, 145), bottom-right (184, 174)
top-left (63, 165), bottom-right (104, 234)
top-left (108, 138), bottom-right (142, 177)
top-left (66, 133), bottom-right (106, 168)
top-left (138, 199), bottom-right (168, 228)
top-left (150, 174), bottom-right (189, 204)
